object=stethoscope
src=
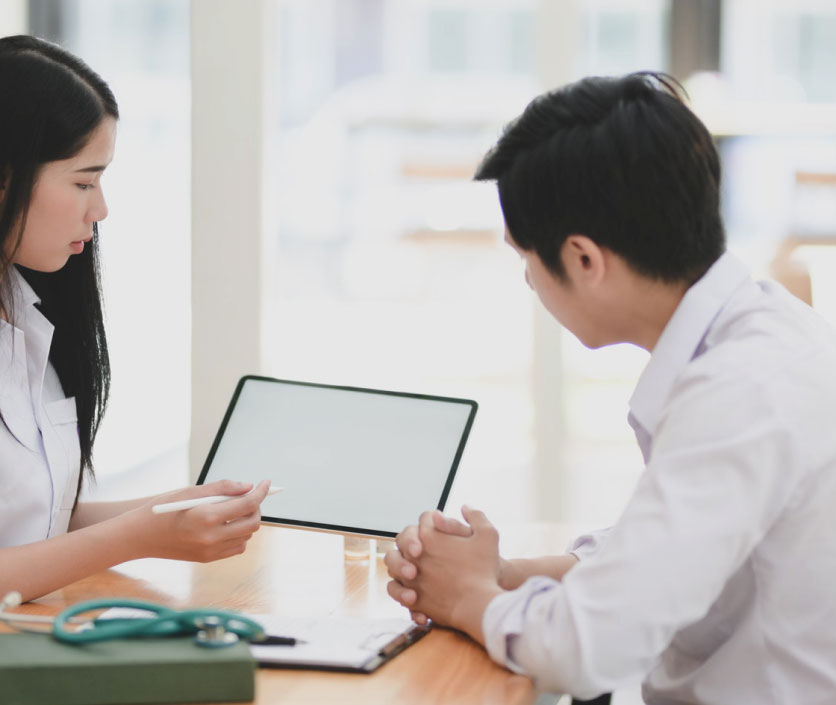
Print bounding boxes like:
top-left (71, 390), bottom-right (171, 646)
top-left (0, 591), bottom-right (267, 648)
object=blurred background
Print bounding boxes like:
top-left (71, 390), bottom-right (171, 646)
top-left (4, 0), bottom-right (836, 530)
top-left (5, 2), bottom-right (836, 702)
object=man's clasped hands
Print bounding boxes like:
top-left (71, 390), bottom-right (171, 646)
top-left (384, 507), bottom-right (579, 645)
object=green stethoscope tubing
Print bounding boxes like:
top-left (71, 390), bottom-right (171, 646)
top-left (52, 598), bottom-right (266, 645)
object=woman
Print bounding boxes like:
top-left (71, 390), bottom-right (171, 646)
top-left (0, 35), bottom-right (268, 602)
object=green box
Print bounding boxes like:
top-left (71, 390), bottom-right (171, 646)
top-left (0, 633), bottom-right (255, 705)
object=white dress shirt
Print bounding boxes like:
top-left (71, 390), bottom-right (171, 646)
top-left (0, 268), bottom-right (81, 547)
top-left (483, 252), bottom-right (836, 703)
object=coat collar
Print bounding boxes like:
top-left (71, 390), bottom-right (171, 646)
top-left (0, 267), bottom-right (55, 451)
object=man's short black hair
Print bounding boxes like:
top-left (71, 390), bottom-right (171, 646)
top-left (475, 72), bottom-right (725, 284)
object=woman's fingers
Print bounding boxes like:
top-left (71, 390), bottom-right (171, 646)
top-left (212, 479), bottom-right (270, 523)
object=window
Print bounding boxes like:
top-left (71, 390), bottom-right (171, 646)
top-left (267, 0), bottom-right (670, 525)
top-left (29, 0), bottom-right (191, 488)
top-left (269, 0), bottom-right (541, 522)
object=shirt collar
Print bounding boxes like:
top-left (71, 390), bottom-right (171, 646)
top-left (4, 266), bottom-right (41, 314)
top-left (628, 251), bottom-right (750, 438)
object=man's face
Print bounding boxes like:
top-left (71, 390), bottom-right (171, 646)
top-left (505, 228), bottom-right (603, 348)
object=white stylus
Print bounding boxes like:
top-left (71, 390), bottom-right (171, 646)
top-left (151, 485), bottom-right (284, 514)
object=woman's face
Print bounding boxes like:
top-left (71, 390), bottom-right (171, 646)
top-left (11, 117), bottom-right (116, 272)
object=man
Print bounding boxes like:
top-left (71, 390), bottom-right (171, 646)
top-left (384, 72), bottom-right (836, 703)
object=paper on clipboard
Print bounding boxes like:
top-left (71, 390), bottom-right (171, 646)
top-left (248, 614), bottom-right (429, 672)
top-left (97, 608), bottom-right (428, 673)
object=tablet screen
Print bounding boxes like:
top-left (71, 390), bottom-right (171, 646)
top-left (197, 376), bottom-right (477, 537)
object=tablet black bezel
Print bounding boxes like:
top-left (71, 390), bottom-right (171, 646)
top-left (196, 375), bottom-right (478, 538)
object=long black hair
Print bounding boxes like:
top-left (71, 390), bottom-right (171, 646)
top-left (475, 72), bottom-right (725, 285)
top-left (0, 35), bottom-right (117, 485)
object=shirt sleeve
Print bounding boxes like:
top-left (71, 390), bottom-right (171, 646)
top-left (481, 372), bottom-right (800, 698)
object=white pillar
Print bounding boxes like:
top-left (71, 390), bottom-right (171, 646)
top-left (190, 0), bottom-right (278, 479)
top-left (531, 0), bottom-right (582, 520)
top-left (0, 1), bottom-right (27, 35)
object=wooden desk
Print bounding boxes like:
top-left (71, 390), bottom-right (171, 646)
top-left (2, 523), bottom-right (581, 705)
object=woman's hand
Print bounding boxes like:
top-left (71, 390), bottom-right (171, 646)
top-left (120, 479), bottom-right (271, 563)
top-left (1, 479), bottom-right (271, 604)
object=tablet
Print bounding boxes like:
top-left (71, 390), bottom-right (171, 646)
top-left (196, 376), bottom-right (478, 537)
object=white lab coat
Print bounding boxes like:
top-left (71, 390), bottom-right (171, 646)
top-left (0, 268), bottom-right (80, 547)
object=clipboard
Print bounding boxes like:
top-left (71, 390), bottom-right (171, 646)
top-left (247, 614), bottom-right (430, 672)
top-left (98, 608), bottom-right (428, 674)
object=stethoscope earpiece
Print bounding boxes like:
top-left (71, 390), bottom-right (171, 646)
top-left (0, 591), bottom-right (22, 610)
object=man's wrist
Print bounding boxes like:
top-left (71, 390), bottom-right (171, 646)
top-left (497, 557), bottom-right (522, 590)
top-left (451, 582), bottom-right (504, 646)
top-left (498, 554), bottom-right (579, 589)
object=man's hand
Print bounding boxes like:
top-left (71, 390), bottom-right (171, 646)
top-left (384, 508), bottom-right (530, 624)
top-left (385, 506), bottom-right (505, 644)
top-left (384, 510), bottom-right (472, 623)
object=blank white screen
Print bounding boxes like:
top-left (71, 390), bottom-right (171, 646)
top-left (201, 378), bottom-right (475, 534)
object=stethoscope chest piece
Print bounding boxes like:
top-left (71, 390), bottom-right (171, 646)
top-left (194, 616), bottom-right (240, 648)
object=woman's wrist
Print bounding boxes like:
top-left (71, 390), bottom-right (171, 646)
top-left (98, 506), bottom-right (150, 562)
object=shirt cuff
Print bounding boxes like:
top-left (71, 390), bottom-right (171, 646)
top-left (482, 576), bottom-right (561, 673)
top-left (566, 526), bottom-right (612, 561)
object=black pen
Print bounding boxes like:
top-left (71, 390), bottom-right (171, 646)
top-left (254, 634), bottom-right (306, 646)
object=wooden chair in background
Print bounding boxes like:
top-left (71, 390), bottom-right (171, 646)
top-left (770, 170), bottom-right (836, 306)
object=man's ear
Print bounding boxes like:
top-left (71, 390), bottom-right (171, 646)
top-left (562, 234), bottom-right (606, 286)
